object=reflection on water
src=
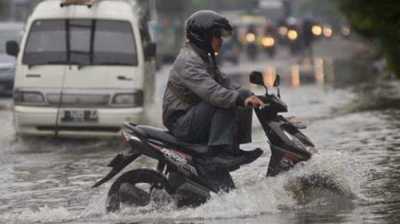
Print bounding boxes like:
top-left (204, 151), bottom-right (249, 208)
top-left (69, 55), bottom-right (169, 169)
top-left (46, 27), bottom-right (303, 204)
top-left (314, 58), bottom-right (325, 84)
top-left (291, 64), bottom-right (301, 87)
top-left (258, 57), bottom-right (327, 89)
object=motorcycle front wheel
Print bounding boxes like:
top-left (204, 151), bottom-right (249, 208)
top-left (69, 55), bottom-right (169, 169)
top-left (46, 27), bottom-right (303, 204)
top-left (106, 169), bottom-right (170, 212)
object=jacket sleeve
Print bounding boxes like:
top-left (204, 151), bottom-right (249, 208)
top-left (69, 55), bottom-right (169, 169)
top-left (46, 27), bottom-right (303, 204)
top-left (178, 58), bottom-right (240, 109)
top-left (218, 71), bottom-right (254, 107)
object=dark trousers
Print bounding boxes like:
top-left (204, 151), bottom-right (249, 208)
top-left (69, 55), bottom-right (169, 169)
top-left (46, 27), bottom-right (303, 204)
top-left (170, 102), bottom-right (253, 150)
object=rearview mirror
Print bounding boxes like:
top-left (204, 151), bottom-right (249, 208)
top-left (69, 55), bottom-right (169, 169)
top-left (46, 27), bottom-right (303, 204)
top-left (273, 74), bottom-right (280, 87)
top-left (249, 71), bottom-right (264, 86)
top-left (6, 40), bottom-right (19, 57)
top-left (144, 42), bottom-right (157, 61)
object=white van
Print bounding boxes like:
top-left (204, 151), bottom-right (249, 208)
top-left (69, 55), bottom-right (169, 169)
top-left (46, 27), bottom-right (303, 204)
top-left (6, 0), bottom-right (156, 137)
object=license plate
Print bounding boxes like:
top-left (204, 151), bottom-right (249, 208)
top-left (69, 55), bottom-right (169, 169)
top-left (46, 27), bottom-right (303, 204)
top-left (61, 110), bottom-right (98, 122)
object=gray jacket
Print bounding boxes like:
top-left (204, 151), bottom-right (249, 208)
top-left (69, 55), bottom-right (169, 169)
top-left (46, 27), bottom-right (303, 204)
top-left (162, 43), bottom-right (252, 128)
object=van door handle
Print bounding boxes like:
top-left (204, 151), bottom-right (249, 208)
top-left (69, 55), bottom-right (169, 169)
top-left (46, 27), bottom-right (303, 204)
top-left (26, 74), bottom-right (41, 78)
top-left (117, 76), bottom-right (132, 81)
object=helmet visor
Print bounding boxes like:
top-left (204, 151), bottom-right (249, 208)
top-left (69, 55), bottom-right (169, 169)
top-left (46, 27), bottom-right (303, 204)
top-left (221, 28), bottom-right (233, 37)
top-left (214, 28), bottom-right (232, 38)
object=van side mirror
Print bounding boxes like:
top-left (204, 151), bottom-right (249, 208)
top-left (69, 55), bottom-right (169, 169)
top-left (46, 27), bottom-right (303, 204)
top-left (249, 71), bottom-right (264, 86)
top-left (273, 74), bottom-right (280, 87)
top-left (6, 41), bottom-right (19, 57)
top-left (144, 42), bottom-right (156, 60)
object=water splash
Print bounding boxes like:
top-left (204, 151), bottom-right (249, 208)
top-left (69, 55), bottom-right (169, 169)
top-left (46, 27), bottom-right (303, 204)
top-left (71, 148), bottom-right (365, 223)
top-left (283, 151), bottom-right (365, 206)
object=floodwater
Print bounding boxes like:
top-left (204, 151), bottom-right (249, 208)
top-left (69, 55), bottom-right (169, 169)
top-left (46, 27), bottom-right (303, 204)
top-left (1, 59), bottom-right (400, 224)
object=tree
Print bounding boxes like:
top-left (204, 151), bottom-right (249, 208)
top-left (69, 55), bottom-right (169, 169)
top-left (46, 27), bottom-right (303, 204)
top-left (337, 0), bottom-right (400, 78)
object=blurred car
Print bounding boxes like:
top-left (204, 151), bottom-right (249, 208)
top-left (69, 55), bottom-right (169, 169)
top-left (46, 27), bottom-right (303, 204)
top-left (244, 24), bottom-right (259, 60)
top-left (285, 17), bottom-right (303, 55)
top-left (0, 54), bottom-right (15, 96)
top-left (0, 22), bottom-right (24, 97)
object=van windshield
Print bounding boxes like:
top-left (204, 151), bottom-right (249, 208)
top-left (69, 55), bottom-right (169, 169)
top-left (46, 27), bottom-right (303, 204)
top-left (23, 19), bottom-right (138, 66)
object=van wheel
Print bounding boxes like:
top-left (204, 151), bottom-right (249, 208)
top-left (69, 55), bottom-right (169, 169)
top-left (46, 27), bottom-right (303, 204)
top-left (106, 169), bottom-right (170, 212)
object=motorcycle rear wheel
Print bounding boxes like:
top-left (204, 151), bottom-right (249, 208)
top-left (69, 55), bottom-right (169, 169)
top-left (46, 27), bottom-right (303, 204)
top-left (106, 169), bottom-right (170, 212)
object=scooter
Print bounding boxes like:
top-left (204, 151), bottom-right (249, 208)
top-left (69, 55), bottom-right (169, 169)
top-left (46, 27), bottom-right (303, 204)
top-left (93, 72), bottom-right (316, 212)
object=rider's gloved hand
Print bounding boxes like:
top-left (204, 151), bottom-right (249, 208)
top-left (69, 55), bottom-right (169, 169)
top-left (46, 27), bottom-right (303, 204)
top-left (244, 95), bottom-right (265, 108)
top-left (236, 89), bottom-right (253, 107)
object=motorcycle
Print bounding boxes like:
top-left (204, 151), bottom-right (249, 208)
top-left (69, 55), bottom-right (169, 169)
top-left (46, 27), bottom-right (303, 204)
top-left (244, 31), bottom-right (258, 60)
top-left (261, 35), bottom-right (277, 58)
top-left (93, 72), bottom-right (316, 212)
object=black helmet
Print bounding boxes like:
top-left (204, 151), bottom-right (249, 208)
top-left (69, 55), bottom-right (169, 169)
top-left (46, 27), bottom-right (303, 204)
top-left (186, 10), bottom-right (233, 53)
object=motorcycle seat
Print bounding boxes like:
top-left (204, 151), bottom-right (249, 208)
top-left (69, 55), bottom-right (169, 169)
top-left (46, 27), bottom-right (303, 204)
top-left (129, 125), bottom-right (209, 155)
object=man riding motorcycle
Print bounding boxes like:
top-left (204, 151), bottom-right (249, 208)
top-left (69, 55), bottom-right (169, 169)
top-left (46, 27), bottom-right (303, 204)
top-left (93, 12), bottom-right (316, 210)
top-left (162, 10), bottom-right (265, 170)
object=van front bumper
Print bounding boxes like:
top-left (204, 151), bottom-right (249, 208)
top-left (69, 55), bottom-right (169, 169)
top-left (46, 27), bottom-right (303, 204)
top-left (14, 106), bottom-right (144, 137)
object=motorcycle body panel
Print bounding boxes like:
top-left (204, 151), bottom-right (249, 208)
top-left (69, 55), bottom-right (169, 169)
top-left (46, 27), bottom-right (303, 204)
top-left (255, 94), bottom-right (313, 176)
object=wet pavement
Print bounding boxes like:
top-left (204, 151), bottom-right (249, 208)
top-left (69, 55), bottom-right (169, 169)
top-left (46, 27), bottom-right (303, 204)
top-left (1, 42), bottom-right (400, 224)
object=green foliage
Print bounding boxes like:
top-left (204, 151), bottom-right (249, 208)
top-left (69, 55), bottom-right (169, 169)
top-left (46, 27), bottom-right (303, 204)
top-left (337, 0), bottom-right (400, 77)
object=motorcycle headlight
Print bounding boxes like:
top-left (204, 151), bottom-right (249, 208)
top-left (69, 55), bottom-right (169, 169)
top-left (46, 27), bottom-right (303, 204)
top-left (323, 27), bottom-right (333, 38)
top-left (262, 37), bottom-right (275, 47)
top-left (14, 90), bottom-right (46, 105)
top-left (312, 25), bottom-right (322, 36)
top-left (287, 30), bottom-right (298, 40)
top-left (341, 26), bottom-right (351, 36)
top-left (278, 26), bottom-right (288, 36)
top-left (245, 33), bottom-right (256, 43)
top-left (111, 91), bottom-right (143, 107)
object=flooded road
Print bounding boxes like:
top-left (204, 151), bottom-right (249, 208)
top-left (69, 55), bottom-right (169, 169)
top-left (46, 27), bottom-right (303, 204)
top-left (1, 59), bottom-right (400, 224)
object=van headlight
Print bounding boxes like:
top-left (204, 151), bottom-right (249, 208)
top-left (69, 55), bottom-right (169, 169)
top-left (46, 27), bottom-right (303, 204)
top-left (111, 91), bottom-right (143, 107)
top-left (14, 90), bottom-right (46, 105)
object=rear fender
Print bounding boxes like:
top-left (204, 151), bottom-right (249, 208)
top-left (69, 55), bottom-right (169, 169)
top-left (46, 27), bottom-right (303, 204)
top-left (92, 152), bottom-right (140, 188)
top-left (93, 133), bottom-right (158, 188)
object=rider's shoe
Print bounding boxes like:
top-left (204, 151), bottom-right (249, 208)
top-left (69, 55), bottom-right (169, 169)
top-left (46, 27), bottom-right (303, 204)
top-left (209, 148), bottom-right (263, 170)
top-left (233, 148), bottom-right (263, 165)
